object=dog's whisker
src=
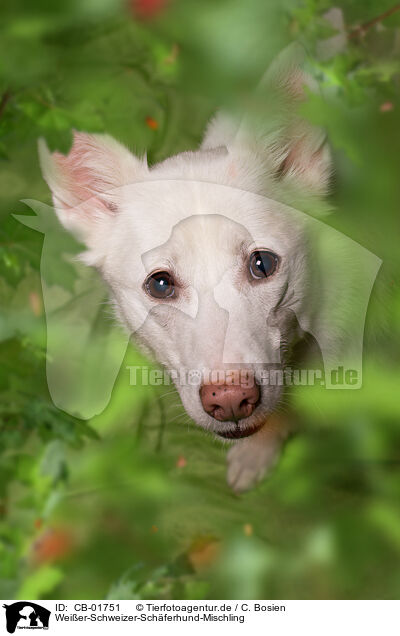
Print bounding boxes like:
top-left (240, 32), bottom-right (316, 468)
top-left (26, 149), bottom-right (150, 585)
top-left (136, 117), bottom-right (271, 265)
top-left (165, 404), bottom-right (184, 414)
top-left (158, 389), bottom-right (180, 399)
top-left (168, 412), bottom-right (190, 425)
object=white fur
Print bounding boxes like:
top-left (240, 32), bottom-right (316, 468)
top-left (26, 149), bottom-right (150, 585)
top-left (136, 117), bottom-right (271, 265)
top-left (40, 46), bottom-right (334, 491)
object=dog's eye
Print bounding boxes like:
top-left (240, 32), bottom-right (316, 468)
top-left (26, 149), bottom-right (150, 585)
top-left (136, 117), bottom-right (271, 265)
top-left (145, 270), bottom-right (175, 299)
top-left (249, 250), bottom-right (279, 279)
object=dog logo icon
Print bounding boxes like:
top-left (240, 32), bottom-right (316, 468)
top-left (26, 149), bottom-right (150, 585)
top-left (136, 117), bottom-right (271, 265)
top-left (2, 602), bottom-right (50, 633)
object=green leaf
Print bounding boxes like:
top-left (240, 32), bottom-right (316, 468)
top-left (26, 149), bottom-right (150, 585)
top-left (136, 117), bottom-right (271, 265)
top-left (17, 565), bottom-right (63, 600)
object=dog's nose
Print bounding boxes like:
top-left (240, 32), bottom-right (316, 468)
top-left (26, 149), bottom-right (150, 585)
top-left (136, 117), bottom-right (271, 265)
top-left (199, 380), bottom-right (260, 421)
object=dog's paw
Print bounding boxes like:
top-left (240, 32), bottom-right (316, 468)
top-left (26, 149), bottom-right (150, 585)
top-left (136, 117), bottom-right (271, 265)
top-left (226, 434), bottom-right (282, 493)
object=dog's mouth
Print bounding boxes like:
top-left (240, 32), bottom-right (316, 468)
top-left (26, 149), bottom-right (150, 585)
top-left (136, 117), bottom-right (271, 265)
top-left (215, 419), bottom-right (265, 439)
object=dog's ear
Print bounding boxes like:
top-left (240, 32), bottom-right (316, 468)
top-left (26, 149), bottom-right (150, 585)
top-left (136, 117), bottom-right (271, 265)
top-left (257, 43), bottom-right (332, 198)
top-left (204, 44), bottom-right (332, 199)
top-left (39, 132), bottom-right (146, 243)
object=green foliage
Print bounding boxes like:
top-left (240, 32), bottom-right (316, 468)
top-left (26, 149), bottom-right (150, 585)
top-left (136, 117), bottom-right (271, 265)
top-left (1, 0), bottom-right (400, 600)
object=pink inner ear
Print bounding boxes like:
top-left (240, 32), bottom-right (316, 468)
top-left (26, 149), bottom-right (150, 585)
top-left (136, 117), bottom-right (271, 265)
top-left (54, 151), bottom-right (93, 203)
top-left (279, 138), bottom-right (306, 176)
top-left (282, 69), bottom-right (309, 100)
top-left (277, 135), bottom-right (328, 193)
top-left (52, 134), bottom-right (114, 215)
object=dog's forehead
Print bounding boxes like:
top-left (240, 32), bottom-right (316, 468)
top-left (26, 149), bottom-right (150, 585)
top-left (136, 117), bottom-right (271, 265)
top-left (152, 213), bottom-right (249, 255)
top-left (119, 179), bottom-right (302, 257)
top-left (142, 213), bottom-right (251, 284)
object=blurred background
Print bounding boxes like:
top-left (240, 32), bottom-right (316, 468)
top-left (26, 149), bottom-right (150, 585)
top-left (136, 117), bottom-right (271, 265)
top-left (1, 0), bottom-right (400, 600)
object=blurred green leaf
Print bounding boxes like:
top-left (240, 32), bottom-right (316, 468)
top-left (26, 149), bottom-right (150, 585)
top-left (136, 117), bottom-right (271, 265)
top-left (17, 565), bottom-right (63, 600)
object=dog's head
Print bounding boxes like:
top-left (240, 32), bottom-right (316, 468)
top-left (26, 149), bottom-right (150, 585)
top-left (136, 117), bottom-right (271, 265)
top-left (40, 48), bottom-right (331, 439)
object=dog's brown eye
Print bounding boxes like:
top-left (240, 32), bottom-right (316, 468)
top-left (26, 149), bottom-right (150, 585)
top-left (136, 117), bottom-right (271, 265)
top-left (249, 250), bottom-right (279, 279)
top-left (145, 270), bottom-right (175, 299)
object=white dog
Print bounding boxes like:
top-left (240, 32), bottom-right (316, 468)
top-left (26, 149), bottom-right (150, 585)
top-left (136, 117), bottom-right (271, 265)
top-left (39, 46), bottom-right (337, 492)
